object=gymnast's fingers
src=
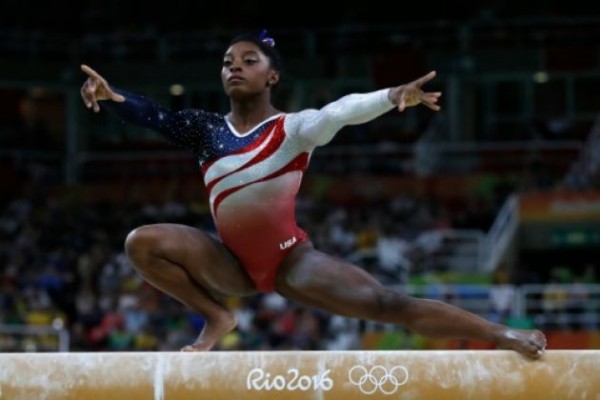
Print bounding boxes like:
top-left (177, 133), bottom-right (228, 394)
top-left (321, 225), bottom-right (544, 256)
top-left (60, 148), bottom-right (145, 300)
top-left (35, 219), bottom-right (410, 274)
top-left (80, 64), bottom-right (103, 80)
top-left (80, 79), bottom-right (99, 110)
top-left (415, 70), bottom-right (437, 87)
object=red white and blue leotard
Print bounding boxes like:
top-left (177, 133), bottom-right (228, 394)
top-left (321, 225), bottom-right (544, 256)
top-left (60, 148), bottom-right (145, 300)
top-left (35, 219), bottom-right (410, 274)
top-left (104, 88), bottom-right (395, 292)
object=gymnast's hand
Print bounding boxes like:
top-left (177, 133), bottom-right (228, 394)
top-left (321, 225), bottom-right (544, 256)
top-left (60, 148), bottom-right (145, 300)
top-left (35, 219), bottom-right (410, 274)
top-left (388, 70), bottom-right (442, 112)
top-left (80, 64), bottom-right (125, 112)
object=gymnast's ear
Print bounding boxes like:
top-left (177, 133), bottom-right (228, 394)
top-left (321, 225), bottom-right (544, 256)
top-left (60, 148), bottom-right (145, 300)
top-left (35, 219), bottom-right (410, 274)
top-left (266, 70), bottom-right (280, 88)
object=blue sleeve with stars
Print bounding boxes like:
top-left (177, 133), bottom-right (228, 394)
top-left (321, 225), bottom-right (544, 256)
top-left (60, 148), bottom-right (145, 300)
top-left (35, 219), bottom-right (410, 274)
top-left (100, 88), bottom-right (204, 152)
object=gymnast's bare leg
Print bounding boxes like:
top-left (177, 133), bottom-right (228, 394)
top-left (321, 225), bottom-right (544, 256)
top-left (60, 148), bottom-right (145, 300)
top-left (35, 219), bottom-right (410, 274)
top-left (125, 223), bottom-right (258, 351)
top-left (275, 241), bottom-right (547, 359)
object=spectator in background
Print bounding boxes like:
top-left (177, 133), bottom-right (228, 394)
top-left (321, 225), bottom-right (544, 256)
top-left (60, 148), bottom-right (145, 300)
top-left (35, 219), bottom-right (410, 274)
top-left (542, 271), bottom-right (568, 330)
top-left (489, 269), bottom-right (516, 324)
top-left (375, 223), bottom-right (412, 284)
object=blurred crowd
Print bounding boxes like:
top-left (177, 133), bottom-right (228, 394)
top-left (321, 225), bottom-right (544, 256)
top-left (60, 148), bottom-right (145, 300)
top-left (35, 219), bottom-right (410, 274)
top-left (2, 155), bottom-right (598, 353)
top-left (0, 161), bottom-right (514, 352)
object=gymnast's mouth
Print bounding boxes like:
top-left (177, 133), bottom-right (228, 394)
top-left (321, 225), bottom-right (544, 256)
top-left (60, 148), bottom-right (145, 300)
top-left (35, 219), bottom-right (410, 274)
top-left (227, 75), bottom-right (245, 83)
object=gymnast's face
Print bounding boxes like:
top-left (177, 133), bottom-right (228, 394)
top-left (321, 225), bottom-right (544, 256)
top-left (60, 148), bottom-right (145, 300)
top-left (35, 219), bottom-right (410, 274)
top-left (221, 41), bottom-right (279, 100)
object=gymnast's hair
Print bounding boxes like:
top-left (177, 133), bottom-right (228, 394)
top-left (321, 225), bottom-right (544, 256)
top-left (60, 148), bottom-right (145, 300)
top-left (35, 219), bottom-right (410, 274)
top-left (229, 29), bottom-right (283, 90)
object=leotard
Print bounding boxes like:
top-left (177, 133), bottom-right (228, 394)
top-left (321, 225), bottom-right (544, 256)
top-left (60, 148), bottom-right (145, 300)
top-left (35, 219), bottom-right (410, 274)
top-left (103, 87), bottom-right (395, 291)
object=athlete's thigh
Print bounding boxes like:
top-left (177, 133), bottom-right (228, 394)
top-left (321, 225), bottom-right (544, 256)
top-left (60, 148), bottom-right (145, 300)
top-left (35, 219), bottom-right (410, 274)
top-left (150, 223), bottom-right (258, 296)
top-left (275, 243), bottom-right (387, 315)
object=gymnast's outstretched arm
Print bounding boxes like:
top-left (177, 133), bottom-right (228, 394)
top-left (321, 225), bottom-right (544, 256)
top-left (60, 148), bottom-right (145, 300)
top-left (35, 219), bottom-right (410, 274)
top-left (287, 70), bottom-right (441, 147)
top-left (79, 64), bottom-right (204, 150)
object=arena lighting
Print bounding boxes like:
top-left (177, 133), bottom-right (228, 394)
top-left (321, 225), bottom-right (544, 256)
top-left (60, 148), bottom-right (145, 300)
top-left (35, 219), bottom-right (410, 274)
top-left (533, 71), bottom-right (549, 84)
top-left (169, 84), bottom-right (185, 96)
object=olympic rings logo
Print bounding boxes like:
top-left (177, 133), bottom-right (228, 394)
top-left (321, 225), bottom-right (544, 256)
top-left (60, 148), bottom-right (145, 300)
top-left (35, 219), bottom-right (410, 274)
top-left (348, 365), bottom-right (409, 395)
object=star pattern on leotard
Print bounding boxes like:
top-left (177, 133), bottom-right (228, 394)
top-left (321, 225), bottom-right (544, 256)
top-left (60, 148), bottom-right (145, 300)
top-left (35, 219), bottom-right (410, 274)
top-left (105, 88), bottom-right (279, 167)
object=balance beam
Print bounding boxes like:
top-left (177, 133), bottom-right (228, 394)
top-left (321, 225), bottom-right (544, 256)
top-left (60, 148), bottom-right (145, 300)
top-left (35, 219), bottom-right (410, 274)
top-left (0, 350), bottom-right (598, 399)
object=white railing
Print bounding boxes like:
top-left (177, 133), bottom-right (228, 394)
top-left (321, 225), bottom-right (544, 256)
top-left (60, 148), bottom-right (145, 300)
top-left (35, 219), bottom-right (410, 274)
top-left (521, 284), bottom-right (600, 329)
top-left (346, 228), bottom-right (486, 281)
top-left (364, 283), bottom-right (600, 332)
top-left (0, 324), bottom-right (70, 352)
top-left (423, 229), bottom-right (486, 274)
top-left (482, 193), bottom-right (520, 272)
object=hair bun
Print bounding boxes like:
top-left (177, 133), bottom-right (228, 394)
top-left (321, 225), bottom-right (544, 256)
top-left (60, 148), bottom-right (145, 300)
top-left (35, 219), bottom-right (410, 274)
top-left (258, 29), bottom-right (276, 47)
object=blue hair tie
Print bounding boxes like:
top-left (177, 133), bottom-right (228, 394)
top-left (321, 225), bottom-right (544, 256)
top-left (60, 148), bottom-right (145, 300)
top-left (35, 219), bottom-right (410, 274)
top-left (258, 29), bottom-right (276, 47)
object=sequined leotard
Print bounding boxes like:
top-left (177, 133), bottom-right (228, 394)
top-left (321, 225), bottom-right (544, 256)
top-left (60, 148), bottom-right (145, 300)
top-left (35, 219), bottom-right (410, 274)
top-left (103, 88), bottom-right (395, 292)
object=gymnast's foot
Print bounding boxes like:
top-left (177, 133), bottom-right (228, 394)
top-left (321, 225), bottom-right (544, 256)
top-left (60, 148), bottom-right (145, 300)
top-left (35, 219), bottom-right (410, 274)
top-left (494, 327), bottom-right (547, 359)
top-left (181, 313), bottom-right (237, 352)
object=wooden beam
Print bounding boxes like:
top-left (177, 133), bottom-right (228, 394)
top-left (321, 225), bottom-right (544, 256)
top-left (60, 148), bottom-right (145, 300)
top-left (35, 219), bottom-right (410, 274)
top-left (0, 350), bottom-right (598, 399)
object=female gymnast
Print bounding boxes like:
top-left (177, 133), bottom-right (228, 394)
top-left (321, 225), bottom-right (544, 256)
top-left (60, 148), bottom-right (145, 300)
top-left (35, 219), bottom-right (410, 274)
top-left (80, 30), bottom-right (546, 358)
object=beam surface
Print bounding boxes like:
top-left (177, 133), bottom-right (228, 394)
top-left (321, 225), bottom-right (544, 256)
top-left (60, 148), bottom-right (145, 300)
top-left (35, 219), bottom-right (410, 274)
top-left (0, 350), bottom-right (598, 399)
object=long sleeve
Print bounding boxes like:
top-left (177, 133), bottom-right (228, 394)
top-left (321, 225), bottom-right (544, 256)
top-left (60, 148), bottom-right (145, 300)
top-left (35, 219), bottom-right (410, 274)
top-left (286, 88), bottom-right (395, 148)
top-left (100, 88), bottom-right (207, 151)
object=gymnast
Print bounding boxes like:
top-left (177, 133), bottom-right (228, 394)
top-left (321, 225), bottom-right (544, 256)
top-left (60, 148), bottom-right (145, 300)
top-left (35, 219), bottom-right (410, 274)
top-left (80, 29), bottom-right (546, 358)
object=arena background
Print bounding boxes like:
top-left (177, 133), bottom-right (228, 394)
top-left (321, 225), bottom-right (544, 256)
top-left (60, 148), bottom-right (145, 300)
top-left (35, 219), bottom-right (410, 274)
top-left (1, 0), bottom-right (599, 353)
